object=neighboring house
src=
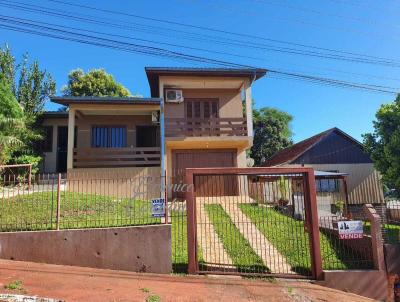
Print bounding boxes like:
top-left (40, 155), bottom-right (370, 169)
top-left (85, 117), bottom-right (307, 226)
top-left (40, 67), bottom-right (266, 197)
top-left (264, 127), bottom-right (384, 204)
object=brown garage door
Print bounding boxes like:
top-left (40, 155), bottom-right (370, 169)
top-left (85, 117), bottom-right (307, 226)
top-left (172, 149), bottom-right (238, 197)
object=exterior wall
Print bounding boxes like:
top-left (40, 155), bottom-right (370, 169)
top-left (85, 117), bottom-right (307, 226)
top-left (319, 270), bottom-right (388, 301)
top-left (307, 163), bottom-right (384, 204)
top-left (164, 89), bottom-right (243, 119)
top-left (75, 115), bottom-right (153, 149)
top-left (41, 118), bottom-right (68, 173)
top-left (67, 167), bottom-right (161, 199)
top-left (281, 163), bottom-right (384, 204)
top-left (0, 225), bottom-right (172, 273)
top-left (236, 149), bottom-right (247, 168)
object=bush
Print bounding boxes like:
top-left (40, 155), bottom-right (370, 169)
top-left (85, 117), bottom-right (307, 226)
top-left (14, 154), bottom-right (42, 176)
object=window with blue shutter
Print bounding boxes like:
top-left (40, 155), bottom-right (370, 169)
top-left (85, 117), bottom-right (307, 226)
top-left (91, 126), bottom-right (127, 148)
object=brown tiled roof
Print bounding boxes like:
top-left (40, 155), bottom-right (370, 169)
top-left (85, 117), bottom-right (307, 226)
top-left (263, 128), bottom-right (337, 166)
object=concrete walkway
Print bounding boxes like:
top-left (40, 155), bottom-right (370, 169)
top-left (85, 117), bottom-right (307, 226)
top-left (195, 199), bottom-right (234, 269)
top-left (220, 199), bottom-right (293, 274)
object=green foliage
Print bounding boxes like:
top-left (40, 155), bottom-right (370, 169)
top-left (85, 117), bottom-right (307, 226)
top-left (0, 45), bottom-right (56, 120)
top-left (0, 75), bottom-right (26, 164)
top-left (18, 58), bottom-right (56, 121)
top-left (4, 280), bottom-right (24, 291)
top-left (253, 107), bottom-right (293, 138)
top-left (251, 107), bottom-right (293, 166)
top-left (363, 94), bottom-right (400, 193)
top-left (333, 200), bottom-right (345, 215)
top-left (0, 44), bottom-right (55, 164)
top-left (14, 154), bottom-right (42, 175)
top-left (62, 68), bottom-right (131, 97)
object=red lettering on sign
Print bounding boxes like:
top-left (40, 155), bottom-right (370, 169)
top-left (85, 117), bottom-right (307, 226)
top-left (339, 233), bottom-right (363, 240)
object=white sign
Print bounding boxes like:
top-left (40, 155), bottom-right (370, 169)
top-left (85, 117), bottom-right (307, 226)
top-left (151, 198), bottom-right (165, 217)
top-left (338, 220), bottom-right (364, 239)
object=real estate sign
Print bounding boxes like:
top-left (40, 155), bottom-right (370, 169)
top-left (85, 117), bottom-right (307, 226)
top-left (151, 198), bottom-right (165, 217)
top-left (338, 220), bottom-right (364, 239)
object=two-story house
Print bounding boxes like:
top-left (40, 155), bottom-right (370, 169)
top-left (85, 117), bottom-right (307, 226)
top-left (40, 67), bottom-right (266, 196)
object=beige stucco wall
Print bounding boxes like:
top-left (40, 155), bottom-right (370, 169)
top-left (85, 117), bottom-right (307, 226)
top-left (41, 118), bottom-right (68, 173)
top-left (164, 89), bottom-right (243, 119)
top-left (67, 167), bottom-right (161, 199)
top-left (75, 115), bottom-right (153, 149)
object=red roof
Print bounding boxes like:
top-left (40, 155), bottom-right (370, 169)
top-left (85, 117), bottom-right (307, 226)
top-left (263, 128), bottom-right (337, 166)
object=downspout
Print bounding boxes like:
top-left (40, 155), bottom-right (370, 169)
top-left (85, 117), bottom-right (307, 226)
top-left (160, 98), bottom-right (166, 201)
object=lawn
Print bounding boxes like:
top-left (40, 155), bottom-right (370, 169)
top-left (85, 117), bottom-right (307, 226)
top-left (382, 223), bottom-right (400, 244)
top-left (364, 222), bottom-right (400, 244)
top-left (204, 204), bottom-right (267, 273)
top-left (171, 210), bottom-right (188, 273)
top-left (0, 191), bottom-right (160, 231)
top-left (0, 191), bottom-right (195, 273)
top-left (240, 204), bottom-right (373, 272)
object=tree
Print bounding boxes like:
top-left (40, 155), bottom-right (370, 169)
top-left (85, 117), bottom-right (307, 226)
top-left (62, 69), bottom-right (131, 97)
top-left (0, 75), bottom-right (25, 164)
top-left (363, 94), bottom-right (400, 193)
top-left (0, 45), bottom-right (56, 121)
top-left (0, 45), bottom-right (53, 166)
top-left (250, 107), bottom-right (293, 166)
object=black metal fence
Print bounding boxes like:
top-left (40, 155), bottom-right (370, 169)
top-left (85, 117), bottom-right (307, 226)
top-left (0, 173), bottom-right (163, 232)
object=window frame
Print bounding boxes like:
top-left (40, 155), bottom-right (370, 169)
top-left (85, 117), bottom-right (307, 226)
top-left (185, 98), bottom-right (219, 119)
top-left (91, 125), bottom-right (127, 148)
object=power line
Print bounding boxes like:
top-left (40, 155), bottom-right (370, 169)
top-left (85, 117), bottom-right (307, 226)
top-left (1, 0), bottom-right (400, 68)
top-left (0, 14), bottom-right (397, 95)
top-left (15, 0), bottom-right (400, 64)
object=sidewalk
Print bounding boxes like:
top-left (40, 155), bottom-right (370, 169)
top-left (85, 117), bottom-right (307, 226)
top-left (0, 260), bottom-right (373, 302)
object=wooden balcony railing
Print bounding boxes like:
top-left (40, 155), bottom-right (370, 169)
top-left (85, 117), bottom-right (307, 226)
top-left (73, 147), bottom-right (161, 168)
top-left (165, 117), bottom-right (248, 137)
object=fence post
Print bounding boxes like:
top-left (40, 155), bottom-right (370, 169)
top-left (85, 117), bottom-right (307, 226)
top-left (186, 169), bottom-right (198, 274)
top-left (305, 169), bottom-right (323, 280)
top-left (363, 204), bottom-right (385, 271)
top-left (56, 173), bottom-right (61, 230)
top-left (28, 164), bottom-right (32, 190)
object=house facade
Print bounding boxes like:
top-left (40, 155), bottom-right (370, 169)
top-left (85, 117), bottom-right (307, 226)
top-left (40, 67), bottom-right (266, 194)
top-left (264, 127), bottom-right (384, 204)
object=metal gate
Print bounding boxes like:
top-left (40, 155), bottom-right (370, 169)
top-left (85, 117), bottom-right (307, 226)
top-left (185, 167), bottom-right (322, 279)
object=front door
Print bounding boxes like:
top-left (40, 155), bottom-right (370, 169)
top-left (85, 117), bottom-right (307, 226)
top-left (57, 126), bottom-right (68, 173)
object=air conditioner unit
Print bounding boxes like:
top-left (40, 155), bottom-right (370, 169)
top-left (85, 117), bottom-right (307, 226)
top-left (165, 89), bottom-right (184, 103)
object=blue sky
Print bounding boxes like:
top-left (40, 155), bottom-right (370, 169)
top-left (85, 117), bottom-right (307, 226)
top-left (1, 0), bottom-right (399, 142)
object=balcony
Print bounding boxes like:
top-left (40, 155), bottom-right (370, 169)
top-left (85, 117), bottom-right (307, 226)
top-left (73, 147), bottom-right (161, 168)
top-left (165, 117), bottom-right (248, 138)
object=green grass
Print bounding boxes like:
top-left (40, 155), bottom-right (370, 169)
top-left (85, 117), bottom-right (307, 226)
top-left (171, 210), bottom-right (188, 273)
top-left (0, 192), bottom-right (202, 273)
top-left (365, 222), bottom-right (400, 244)
top-left (4, 280), bottom-right (24, 291)
top-left (0, 191), bottom-right (160, 231)
top-left (382, 223), bottom-right (400, 244)
top-left (205, 204), bottom-right (267, 273)
top-left (240, 204), bottom-right (373, 272)
top-left (171, 209), bottom-right (204, 273)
